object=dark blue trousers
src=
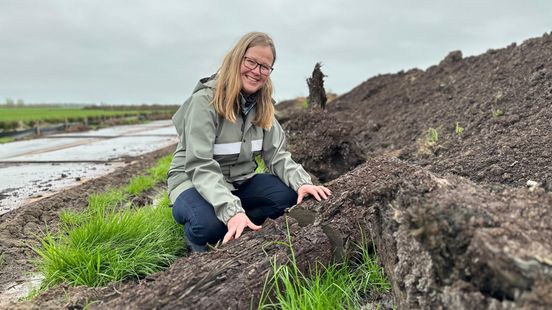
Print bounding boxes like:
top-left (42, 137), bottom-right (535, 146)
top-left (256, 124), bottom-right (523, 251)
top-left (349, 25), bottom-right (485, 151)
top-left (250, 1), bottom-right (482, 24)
top-left (171, 174), bottom-right (297, 246)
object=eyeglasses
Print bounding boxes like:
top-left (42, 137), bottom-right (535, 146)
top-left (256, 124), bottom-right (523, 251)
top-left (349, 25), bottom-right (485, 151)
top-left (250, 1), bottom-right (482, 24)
top-left (243, 56), bottom-right (273, 75)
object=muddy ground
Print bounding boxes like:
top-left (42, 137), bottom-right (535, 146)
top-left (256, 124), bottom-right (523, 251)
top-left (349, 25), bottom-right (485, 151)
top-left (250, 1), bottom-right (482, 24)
top-left (3, 32), bottom-right (552, 309)
top-left (0, 145), bottom-right (175, 308)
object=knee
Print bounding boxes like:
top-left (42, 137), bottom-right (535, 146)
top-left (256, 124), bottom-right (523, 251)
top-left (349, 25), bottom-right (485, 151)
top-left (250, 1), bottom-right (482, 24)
top-left (283, 186), bottom-right (298, 206)
top-left (257, 174), bottom-right (298, 206)
top-left (171, 188), bottom-right (227, 245)
top-left (262, 182), bottom-right (298, 220)
top-left (272, 183), bottom-right (297, 207)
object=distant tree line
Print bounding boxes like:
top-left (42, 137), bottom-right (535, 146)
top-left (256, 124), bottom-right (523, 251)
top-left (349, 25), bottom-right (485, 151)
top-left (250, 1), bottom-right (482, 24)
top-left (1, 98), bottom-right (179, 110)
top-left (83, 104), bottom-right (180, 111)
top-left (3, 98), bottom-right (25, 107)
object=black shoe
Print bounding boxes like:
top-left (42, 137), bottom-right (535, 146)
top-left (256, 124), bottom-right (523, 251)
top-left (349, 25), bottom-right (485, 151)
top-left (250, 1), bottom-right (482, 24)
top-left (187, 240), bottom-right (207, 253)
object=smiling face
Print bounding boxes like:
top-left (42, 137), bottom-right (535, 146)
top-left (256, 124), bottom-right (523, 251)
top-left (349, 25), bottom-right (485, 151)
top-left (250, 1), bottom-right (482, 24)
top-left (240, 45), bottom-right (274, 95)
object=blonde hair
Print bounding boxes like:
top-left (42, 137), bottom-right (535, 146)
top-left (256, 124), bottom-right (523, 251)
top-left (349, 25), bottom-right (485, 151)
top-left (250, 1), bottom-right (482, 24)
top-left (214, 32), bottom-right (276, 129)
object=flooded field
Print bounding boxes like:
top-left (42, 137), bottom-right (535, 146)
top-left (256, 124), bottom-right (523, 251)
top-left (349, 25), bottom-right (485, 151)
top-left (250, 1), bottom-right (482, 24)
top-left (0, 120), bottom-right (177, 215)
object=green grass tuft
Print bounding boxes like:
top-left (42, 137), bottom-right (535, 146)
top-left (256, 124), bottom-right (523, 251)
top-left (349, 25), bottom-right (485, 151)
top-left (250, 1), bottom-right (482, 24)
top-left (88, 189), bottom-right (127, 213)
top-left (426, 127), bottom-right (439, 145)
top-left (491, 108), bottom-right (503, 118)
top-left (125, 154), bottom-right (172, 195)
top-left (259, 221), bottom-right (391, 309)
top-left (34, 201), bottom-right (184, 288)
top-left (32, 155), bottom-right (184, 290)
top-left (156, 192), bottom-right (172, 208)
top-left (147, 154), bottom-right (172, 182)
top-left (126, 175), bottom-right (157, 195)
top-left (455, 122), bottom-right (464, 135)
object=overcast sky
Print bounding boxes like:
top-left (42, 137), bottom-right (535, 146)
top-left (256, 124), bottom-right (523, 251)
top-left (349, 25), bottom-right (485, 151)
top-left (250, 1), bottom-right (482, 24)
top-left (1, 0), bottom-right (551, 105)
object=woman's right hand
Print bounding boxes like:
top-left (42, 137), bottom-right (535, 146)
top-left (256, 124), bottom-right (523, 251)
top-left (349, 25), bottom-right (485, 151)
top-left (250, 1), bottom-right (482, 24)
top-left (222, 212), bottom-right (262, 244)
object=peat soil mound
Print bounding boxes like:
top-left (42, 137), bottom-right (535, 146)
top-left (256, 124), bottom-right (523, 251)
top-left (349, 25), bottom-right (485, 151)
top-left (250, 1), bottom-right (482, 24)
top-left (6, 32), bottom-right (552, 309)
top-left (273, 32), bottom-right (552, 309)
top-left (324, 32), bottom-right (552, 187)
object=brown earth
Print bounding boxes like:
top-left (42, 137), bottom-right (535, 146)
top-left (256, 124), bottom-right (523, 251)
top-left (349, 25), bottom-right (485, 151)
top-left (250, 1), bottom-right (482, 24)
top-left (280, 31), bottom-right (552, 309)
top-left (3, 32), bottom-right (552, 309)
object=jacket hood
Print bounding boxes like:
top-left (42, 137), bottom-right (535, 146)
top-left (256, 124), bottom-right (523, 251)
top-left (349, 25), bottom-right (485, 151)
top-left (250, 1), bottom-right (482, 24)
top-left (192, 74), bottom-right (217, 94)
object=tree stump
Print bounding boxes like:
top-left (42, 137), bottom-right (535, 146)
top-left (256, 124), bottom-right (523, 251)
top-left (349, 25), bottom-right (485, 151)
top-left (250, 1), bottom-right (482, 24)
top-left (307, 62), bottom-right (328, 110)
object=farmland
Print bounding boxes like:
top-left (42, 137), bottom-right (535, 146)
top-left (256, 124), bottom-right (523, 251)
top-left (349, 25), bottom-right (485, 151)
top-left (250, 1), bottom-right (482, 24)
top-left (0, 105), bottom-right (178, 131)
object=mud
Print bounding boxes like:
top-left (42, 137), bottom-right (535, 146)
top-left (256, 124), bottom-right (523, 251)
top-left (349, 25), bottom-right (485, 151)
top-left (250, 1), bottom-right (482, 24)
top-left (4, 32), bottom-right (552, 309)
top-left (0, 162), bottom-right (125, 216)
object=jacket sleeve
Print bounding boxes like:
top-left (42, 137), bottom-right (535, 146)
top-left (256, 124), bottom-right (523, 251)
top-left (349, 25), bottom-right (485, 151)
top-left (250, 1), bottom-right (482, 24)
top-left (178, 90), bottom-right (245, 224)
top-left (262, 117), bottom-right (312, 191)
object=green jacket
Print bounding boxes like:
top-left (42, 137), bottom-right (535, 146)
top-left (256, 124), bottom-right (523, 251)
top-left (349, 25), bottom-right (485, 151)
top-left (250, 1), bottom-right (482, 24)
top-left (168, 75), bottom-right (312, 224)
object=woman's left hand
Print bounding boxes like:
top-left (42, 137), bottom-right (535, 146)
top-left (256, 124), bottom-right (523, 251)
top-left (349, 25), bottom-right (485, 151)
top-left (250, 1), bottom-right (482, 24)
top-left (297, 184), bottom-right (331, 204)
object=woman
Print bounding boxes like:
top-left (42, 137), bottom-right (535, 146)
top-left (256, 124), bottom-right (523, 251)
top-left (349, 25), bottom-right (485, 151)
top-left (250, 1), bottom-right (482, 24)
top-left (168, 32), bottom-right (330, 252)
